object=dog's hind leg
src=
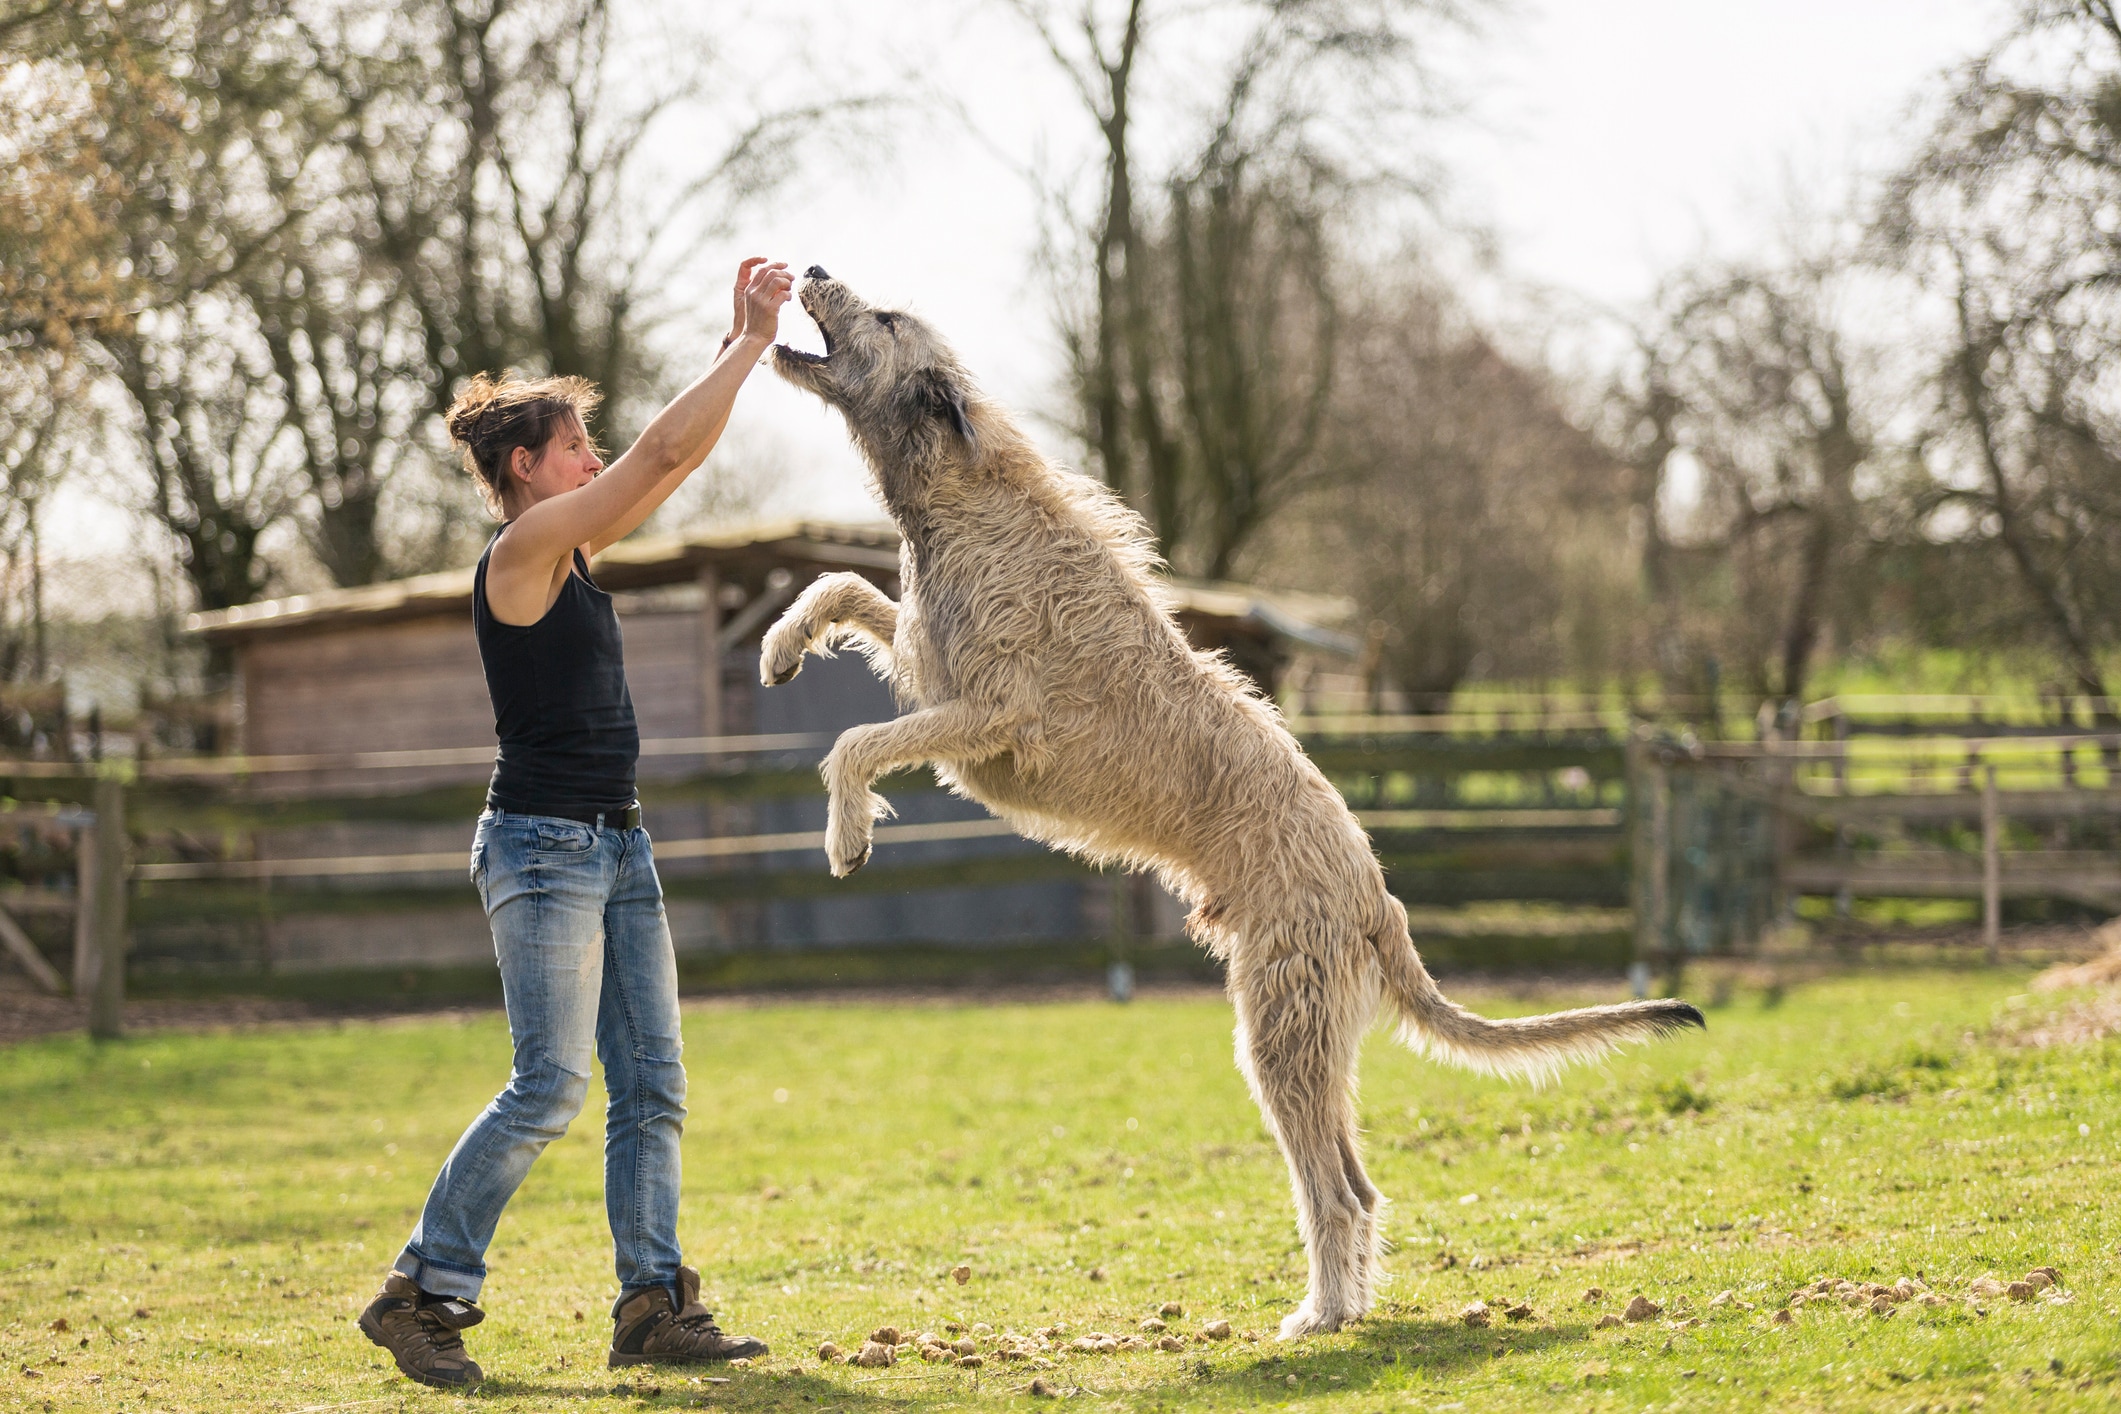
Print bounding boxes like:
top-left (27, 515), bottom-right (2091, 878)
top-left (759, 572), bottom-right (899, 686)
top-left (1231, 939), bottom-right (1381, 1339)
top-left (817, 701), bottom-right (1016, 876)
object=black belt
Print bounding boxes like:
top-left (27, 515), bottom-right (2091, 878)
top-left (488, 800), bottom-right (641, 831)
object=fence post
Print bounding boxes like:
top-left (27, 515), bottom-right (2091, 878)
top-left (87, 776), bottom-right (128, 1039)
top-left (697, 565), bottom-right (723, 742)
top-left (1832, 711), bottom-right (1853, 919)
top-left (71, 816), bottom-right (98, 995)
top-left (1105, 873), bottom-right (1136, 1003)
top-left (1981, 763), bottom-right (2000, 965)
top-left (1627, 731), bottom-right (1666, 999)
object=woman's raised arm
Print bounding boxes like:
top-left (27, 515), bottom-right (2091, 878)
top-left (492, 260), bottom-right (792, 579)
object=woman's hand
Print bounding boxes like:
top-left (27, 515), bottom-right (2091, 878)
top-left (728, 257), bottom-right (767, 343)
top-left (737, 260), bottom-right (794, 348)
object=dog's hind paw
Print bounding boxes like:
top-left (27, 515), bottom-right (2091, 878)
top-left (830, 844), bottom-right (870, 878)
top-left (1276, 1304), bottom-right (1348, 1341)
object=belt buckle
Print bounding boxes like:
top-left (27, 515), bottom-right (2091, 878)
top-left (618, 803), bottom-right (642, 831)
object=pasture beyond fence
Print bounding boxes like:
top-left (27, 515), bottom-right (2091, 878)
top-left (3, 695), bottom-right (2119, 1036)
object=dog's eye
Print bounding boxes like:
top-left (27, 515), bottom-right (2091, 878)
top-left (874, 312), bottom-right (898, 332)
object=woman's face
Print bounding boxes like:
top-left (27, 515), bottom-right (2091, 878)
top-left (510, 413), bottom-right (602, 508)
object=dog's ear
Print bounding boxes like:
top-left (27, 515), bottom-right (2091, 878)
top-left (909, 368), bottom-right (977, 454)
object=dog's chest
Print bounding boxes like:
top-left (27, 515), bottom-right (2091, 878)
top-left (891, 549), bottom-right (965, 704)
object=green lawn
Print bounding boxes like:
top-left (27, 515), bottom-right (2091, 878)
top-left (3, 969), bottom-right (2117, 1412)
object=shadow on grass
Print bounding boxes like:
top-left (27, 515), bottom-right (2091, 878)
top-left (474, 1367), bottom-right (980, 1409)
top-left (1100, 1311), bottom-right (1597, 1406)
top-left (463, 1316), bottom-right (1600, 1408)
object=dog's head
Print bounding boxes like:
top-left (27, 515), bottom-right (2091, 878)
top-left (771, 268), bottom-right (980, 504)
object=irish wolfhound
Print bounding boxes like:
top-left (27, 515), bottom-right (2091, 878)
top-left (763, 267), bottom-right (1703, 1339)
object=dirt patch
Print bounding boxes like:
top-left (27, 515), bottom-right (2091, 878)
top-left (0, 975), bottom-right (495, 1047)
top-left (2009, 920), bottom-right (2121, 1047)
top-left (1998, 993), bottom-right (2121, 1049)
top-left (2032, 918), bottom-right (2121, 991)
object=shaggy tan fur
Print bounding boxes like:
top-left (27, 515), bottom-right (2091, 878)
top-left (764, 269), bottom-right (1704, 1338)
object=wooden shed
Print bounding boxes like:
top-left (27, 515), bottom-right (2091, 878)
top-left (178, 519), bottom-right (1354, 976)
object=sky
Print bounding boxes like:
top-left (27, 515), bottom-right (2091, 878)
top-left (44, 0), bottom-right (2015, 579)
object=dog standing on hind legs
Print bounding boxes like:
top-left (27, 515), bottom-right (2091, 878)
top-left (760, 266), bottom-right (1705, 1338)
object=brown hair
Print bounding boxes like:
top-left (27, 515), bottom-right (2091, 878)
top-left (444, 371), bottom-right (605, 516)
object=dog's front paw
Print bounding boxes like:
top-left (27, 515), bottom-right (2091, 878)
top-left (759, 614), bottom-right (809, 687)
top-left (826, 808), bottom-right (874, 878)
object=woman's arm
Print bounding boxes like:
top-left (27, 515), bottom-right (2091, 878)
top-left (492, 260), bottom-right (791, 581)
top-left (586, 260), bottom-right (774, 556)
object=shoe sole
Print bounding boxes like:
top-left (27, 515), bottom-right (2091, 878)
top-left (359, 1309), bottom-right (482, 1390)
top-left (609, 1347), bottom-right (768, 1369)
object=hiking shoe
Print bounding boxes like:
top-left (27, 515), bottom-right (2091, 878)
top-left (358, 1271), bottom-right (485, 1389)
top-left (608, 1265), bottom-right (768, 1367)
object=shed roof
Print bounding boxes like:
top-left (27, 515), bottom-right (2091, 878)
top-left (185, 517), bottom-right (1357, 654)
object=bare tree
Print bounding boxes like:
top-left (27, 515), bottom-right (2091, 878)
top-left (104, 300), bottom-right (304, 622)
top-left (1275, 269), bottom-right (1633, 705)
top-left (0, 354), bottom-right (89, 694)
top-left (1623, 249), bottom-right (1875, 708)
top-left (1880, 0), bottom-right (2121, 715)
top-left (1006, 0), bottom-right (1470, 574)
top-left (12, 0), bottom-right (318, 645)
top-left (1146, 148), bottom-right (1342, 578)
top-left (277, 0), bottom-right (884, 583)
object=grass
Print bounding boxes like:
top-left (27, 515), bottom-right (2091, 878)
top-left (3, 970), bottom-right (2118, 1412)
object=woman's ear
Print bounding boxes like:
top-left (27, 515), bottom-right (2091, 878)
top-left (511, 445), bottom-right (533, 483)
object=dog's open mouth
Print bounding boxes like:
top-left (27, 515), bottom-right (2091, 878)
top-left (776, 287), bottom-right (835, 365)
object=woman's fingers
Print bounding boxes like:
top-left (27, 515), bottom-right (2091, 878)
top-left (740, 266), bottom-right (793, 344)
top-left (746, 268), bottom-right (793, 308)
top-left (731, 257), bottom-right (772, 333)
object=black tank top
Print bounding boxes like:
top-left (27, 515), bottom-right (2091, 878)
top-left (473, 529), bottom-right (639, 813)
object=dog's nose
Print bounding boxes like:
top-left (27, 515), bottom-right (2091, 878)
top-left (804, 264), bottom-right (830, 281)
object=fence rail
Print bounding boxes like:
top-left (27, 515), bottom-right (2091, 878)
top-left (1635, 726), bottom-right (2121, 972)
top-left (10, 707), bottom-right (2121, 1036)
top-left (1, 719), bottom-right (1645, 1031)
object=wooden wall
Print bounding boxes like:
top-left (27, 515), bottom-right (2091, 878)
top-left (233, 600), bottom-right (739, 792)
top-left (241, 616), bottom-right (492, 758)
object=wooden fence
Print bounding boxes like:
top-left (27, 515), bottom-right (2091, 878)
top-left (0, 720), bottom-right (1632, 1033)
top-left (1633, 717), bottom-right (2121, 973)
top-left (11, 703), bottom-right (2120, 1036)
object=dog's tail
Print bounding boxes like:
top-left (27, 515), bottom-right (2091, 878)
top-left (1371, 896), bottom-right (1703, 1082)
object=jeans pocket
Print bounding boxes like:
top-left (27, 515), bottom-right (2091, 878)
top-left (527, 818), bottom-right (597, 857)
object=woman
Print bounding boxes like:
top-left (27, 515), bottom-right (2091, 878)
top-left (358, 258), bottom-right (794, 1389)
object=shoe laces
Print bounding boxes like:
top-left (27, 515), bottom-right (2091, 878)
top-left (674, 1306), bottom-right (725, 1338)
top-left (415, 1305), bottom-right (469, 1353)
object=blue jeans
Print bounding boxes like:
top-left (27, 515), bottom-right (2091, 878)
top-left (393, 809), bottom-right (686, 1303)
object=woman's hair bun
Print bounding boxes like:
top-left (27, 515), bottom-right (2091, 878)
top-left (444, 372), bottom-right (504, 444)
